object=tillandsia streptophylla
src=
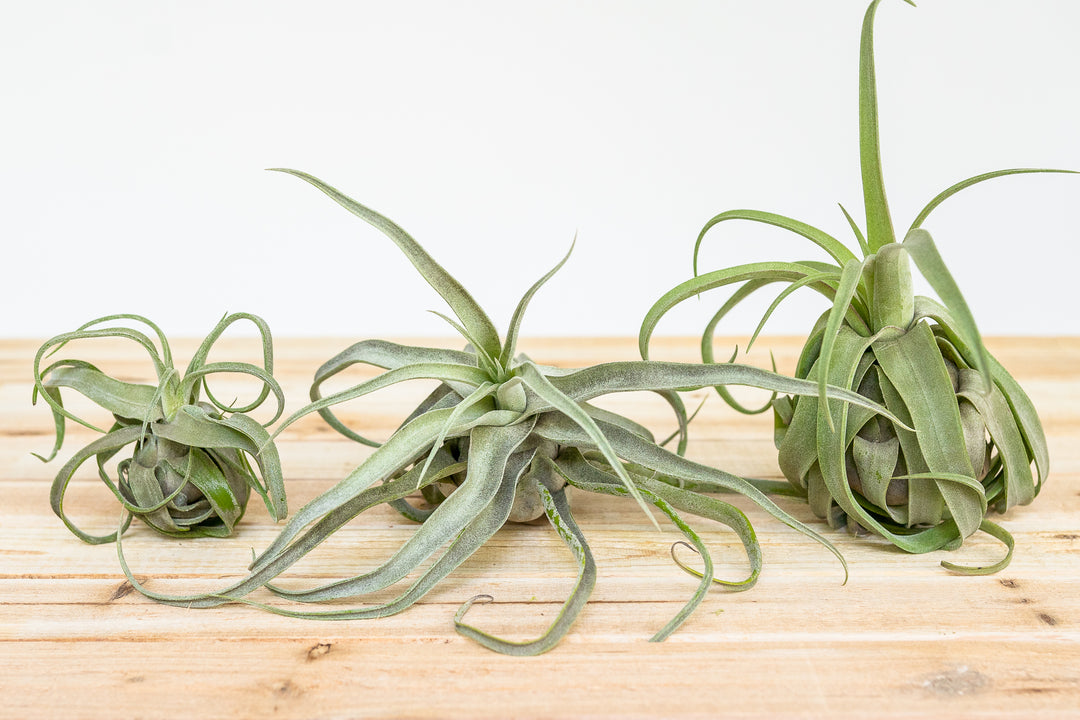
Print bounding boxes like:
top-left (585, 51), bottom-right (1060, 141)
top-left (120, 169), bottom-right (907, 656)
top-left (33, 313), bottom-right (287, 542)
top-left (641, 0), bottom-right (1074, 573)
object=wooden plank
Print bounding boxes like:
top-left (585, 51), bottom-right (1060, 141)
top-left (4, 640), bottom-right (1078, 719)
top-left (2, 337), bottom-right (1079, 718)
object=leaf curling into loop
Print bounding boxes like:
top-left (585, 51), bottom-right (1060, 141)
top-left (270, 168), bottom-right (503, 361)
top-left (180, 361), bottom-right (286, 426)
top-left (644, 500), bottom-right (712, 642)
top-left (546, 454), bottom-right (716, 639)
top-left (185, 312), bottom-right (275, 414)
top-left (453, 483), bottom-right (596, 656)
top-left (555, 449), bottom-right (762, 626)
top-left (670, 540), bottom-right (701, 573)
top-left (50, 425), bottom-right (145, 544)
top-left (698, 281), bottom-right (798, 415)
top-left (940, 519), bottom-right (1015, 575)
top-left (70, 313), bottom-right (173, 368)
top-left (643, 479), bottom-right (761, 590)
top-left (458, 593), bottom-right (494, 611)
top-left (33, 325), bottom-right (173, 436)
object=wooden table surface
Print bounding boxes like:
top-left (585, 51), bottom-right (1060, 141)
top-left (2, 336), bottom-right (1078, 719)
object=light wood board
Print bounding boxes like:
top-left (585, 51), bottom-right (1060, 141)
top-left (2, 336), bottom-right (1078, 718)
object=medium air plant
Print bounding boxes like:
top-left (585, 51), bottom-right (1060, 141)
top-left (33, 313), bottom-right (287, 542)
top-left (120, 169), bottom-right (903, 655)
top-left (641, 0), bottom-right (1071, 573)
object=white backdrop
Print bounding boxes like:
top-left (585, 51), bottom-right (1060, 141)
top-left (3, 0), bottom-right (1077, 340)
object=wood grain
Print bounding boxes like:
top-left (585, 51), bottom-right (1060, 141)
top-left (2, 336), bottom-right (1078, 719)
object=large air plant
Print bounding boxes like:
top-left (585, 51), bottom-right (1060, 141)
top-left (120, 169), bottom-right (903, 655)
top-left (641, 0), bottom-right (1070, 573)
top-left (33, 313), bottom-right (287, 542)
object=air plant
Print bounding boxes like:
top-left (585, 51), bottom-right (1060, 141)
top-left (33, 313), bottom-right (287, 542)
top-left (120, 169), bottom-right (904, 655)
top-left (640, 0), bottom-right (1071, 573)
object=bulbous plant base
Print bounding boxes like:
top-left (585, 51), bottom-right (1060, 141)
top-left (116, 405), bottom-right (259, 538)
top-left (773, 316), bottom-right (1045, 570)
top-left (392, 430), bottom-right (568, 525)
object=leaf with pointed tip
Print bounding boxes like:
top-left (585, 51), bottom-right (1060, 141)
top-left (500, 240), bottom-right (574, 369)
top-left (839, 203), bottom-right (870, 256)
top-left (911, 168), bottom-right (1079, 230)
top-left (859, 0), bottom-right (913, 251)
top-left (271, 168), bottom-right (503, 361)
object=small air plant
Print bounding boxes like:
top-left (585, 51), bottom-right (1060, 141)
top-left (33, 313), bottom-right (287, 542)
top-left (120, 169), bottom-right (903, 655)
top-left (641, 0), bottom-right (1072, 573)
